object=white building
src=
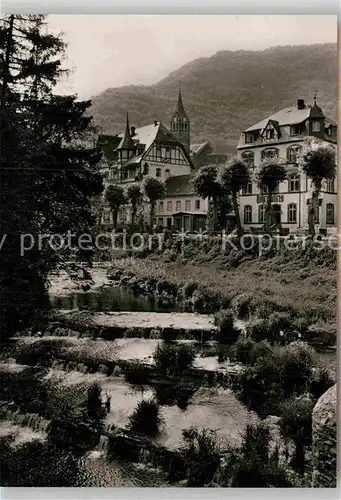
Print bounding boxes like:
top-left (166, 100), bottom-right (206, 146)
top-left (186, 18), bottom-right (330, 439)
top-left (237, 98), bottom-right (337, 234)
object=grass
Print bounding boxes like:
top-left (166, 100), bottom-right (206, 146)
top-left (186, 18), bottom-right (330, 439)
top-left (108, 251), bottom-right (336, 331)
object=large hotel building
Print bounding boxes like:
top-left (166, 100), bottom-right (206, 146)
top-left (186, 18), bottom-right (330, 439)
top-left (99, 93), bottom-right (337, 234)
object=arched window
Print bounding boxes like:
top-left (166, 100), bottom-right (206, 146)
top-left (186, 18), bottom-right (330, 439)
top-left (287, 203), bottom-right (297, 223)
top-left (244, 205), bottom-right (252, 224)
top-left (241, 151), bottom-right (254, 167)
top-left (326, 203), bottom-right (335, 224)
top-left (288, 174), bottom-right (300, 192)
top-left (258, 204), bottom-right (265, 223)
top-left (261, 148), bottom-right (279, 161)
top-left (156, 167), bottom-right (161, 178)
top-left (287, 146), bottom-right (302, 163)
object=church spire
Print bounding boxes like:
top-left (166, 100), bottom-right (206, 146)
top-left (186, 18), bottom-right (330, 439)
top-left (117, 112), bottom-right (135, 150)
top-left (177, 87), bottom-right (186, 116)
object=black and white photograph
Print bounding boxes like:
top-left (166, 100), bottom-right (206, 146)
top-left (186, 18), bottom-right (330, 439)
top-left (0, 14), bottom-right (338, 488)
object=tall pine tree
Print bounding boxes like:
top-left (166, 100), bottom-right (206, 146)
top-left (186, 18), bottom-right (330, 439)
top-left (0, 15), bottom-right (103, 339)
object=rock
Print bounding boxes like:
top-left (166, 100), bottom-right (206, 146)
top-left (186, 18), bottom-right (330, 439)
top-left (311, 384), bottom-right (337, 487)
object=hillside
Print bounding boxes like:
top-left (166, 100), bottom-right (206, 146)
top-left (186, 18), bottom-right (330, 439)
top-left (90, 44), bottom-right (337, 153)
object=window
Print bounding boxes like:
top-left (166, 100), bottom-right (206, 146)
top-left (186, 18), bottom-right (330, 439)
top-left (242, 151), bottom-right (254, 167)
top-left (287, 146), bottom-right (302, 163)
top-left (314, 206), bottom-right (320, 224)
top-left (326, 179), bottom-right (335, 193)
top-left (261, 149), bottom-right (279, 161)
top-left (326, 203), bottom-right (335, 224)
top-left (176, 200), bottom-right (181, 211)
top-left (195, 200), bottom-right (200, 210)
top-left (288, 174), bottom-right (300, 192)
top-left (158, 218), bottom-right (164, 227)
top-left (165, 169), bottom-right (170, 179)
top-left (143, 163), bottom-right (149, 175)
top-left (242, 182), bottom-right (253, 195)
top-left (159, 201), bottom-right (164, 212)
top-left (244, 205), bottom-right (252, 224)
top-left (258, 205), bottom-right (265, 223)
top-left (156, 146), bottom-right (161, 156)
top-left (102, 211), bottom-right (111, 224)
top-left (185, 200), bottom-right (191, 211)
top-left (167, 201), bottom-right (172, 211)
top-left (245, 133), bottom-right (254, 144)
top-left (312, 121), bottom-right (321, 132)
top-left (265, 128), bottom-right (275, 140)
top-left (260, 185), bottom-right (268, 194)
top-left (288, 203), bottom-right (297, 223)
top-left (156, 167), bottom-right (161, 178)
top-left (290, 124), bottom-right (304, 136)
top-left (165, 148), bottom-right (171, 159)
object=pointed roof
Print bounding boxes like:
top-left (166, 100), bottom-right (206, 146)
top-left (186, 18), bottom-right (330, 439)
top-left (117, 112), bottom-right (135, 150)
top-left (177, 88), bottom-right (186, 116)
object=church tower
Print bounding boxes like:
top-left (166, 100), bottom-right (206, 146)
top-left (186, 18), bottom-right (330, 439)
top-left (170, 88), bottom-right (190, 154)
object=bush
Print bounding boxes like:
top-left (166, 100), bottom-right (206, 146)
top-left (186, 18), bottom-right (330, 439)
top-left (128, 398), bottom-right (162, 436)
top-left (192, 286), bottom-right (222, 313)
top-left (214, 309), bottom-right (239, 345)
top-left (153, 342), bottom-right (195, 376)
top-left (123, 361), bottom-right (150, 385)
top-left (179, 427), bottom-right (222, 486)
top-left (232, 293), bottom-right (252, 319)
top-left (279, 395), bottom-right (315, 475)
top-left (182, 281), bottom-right (199, 299)
top-left (156, 279), bottom-right (178, 297)
top-left (228, 337), bottom-right (256, 364)
top-left (219, 422), bottom-right (292, 487)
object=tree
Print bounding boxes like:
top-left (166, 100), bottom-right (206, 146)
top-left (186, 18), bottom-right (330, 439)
top-left (143, 175), bottom-right (165, 232)
top-left (298, 138), bottom-right (336, 236)
top-left (104, 184), bottom-right (126, 229)
top-left (254, 158), bottom-right (287, 233)
top-left (126, 183), bottom-right (142, 230)
top-left (220, 157), bottom-right (249, 236)
top-left (0, 15), bottom-right (103, 339)
top-left (192, 165), bottom-right (223, 234)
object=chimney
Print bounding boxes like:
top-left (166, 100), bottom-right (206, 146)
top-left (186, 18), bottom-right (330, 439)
top-left (154, 120), bottom-right (158, 126)
top-left (297, 99), bottom-right (305, 110)
top-left (130, 126), bottom-right (136, 137)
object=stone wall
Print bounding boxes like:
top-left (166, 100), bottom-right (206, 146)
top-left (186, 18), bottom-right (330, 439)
top-left (311, 384), bottom-right (337, 487)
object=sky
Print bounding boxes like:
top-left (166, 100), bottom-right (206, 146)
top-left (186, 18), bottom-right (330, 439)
top-left (47, 15), bottom-right (337, 100)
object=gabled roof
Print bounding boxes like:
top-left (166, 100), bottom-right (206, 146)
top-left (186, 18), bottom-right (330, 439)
top-left (165, 174), bottom-right (195, 196)
top-left (190, 141), bottom-right (213, 156)
top-left (244, 106), bottom-right (312, 132)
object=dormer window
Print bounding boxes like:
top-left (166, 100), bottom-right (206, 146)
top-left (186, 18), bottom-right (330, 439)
top-left (245, 133), bottom-right (254, 144)
top-left (290, 124), bottom-right (304, 136)
top-left (265, 129), bottom-right (275, 140)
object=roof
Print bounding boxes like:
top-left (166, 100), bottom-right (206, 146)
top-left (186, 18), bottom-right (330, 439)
top-left (244, 102), bottom-right (335, 133)
top-left (117, 113), bottom-right (135, 150)
top-left (117, 121), bottom-right (180, 152)
top-left (190, 141), bottom-right (212, 156)
top-left (165, 174), bottom-right (195, 196)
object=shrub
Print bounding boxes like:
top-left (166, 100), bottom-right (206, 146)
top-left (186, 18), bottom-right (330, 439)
top-left (179, 427), bottom-right (222, 486)
top-left (153, 342), bottom-right (195, 376)
top-left (128, 398), bottom-right (162, 436)
top-left (156, 279), bottom-right (178, 297)
top-left (308, 365), bottom-right (334, 399)
top-left (192, 286), bottom-right (222, 313)
top-left (182, 281), bottom-right (199, 299)
top-left (123, 361), bottom-right (150, 385)
top-left (228, 337), bottom-right (256, 364)
top-left (214, 309), bottom-right (239, 345)
top-left (279, 395), bottom-right (315, 475)
top-left (232, 293), bottom-right (252, 319)
top-left (219, 422), bottom-right (292, 487)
